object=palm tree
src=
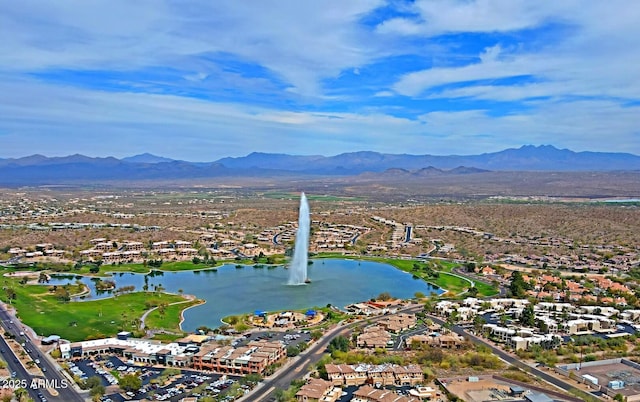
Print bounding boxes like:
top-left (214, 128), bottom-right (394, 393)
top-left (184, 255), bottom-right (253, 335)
top-left (14, 388), bottom-right (28, 402)
top-left (158, 303), bottom-right (168, 317)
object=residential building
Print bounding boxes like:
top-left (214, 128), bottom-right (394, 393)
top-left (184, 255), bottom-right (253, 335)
top-left (295, 378), bottom-right (341, 402)
top-left (352, 385), bottom-right (420, 402)
top-left (325, 364), bottom-right (423, 387)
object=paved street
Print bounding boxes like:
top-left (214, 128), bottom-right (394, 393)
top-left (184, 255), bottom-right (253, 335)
top-left (0, 303), bottom-right (86, 402)
top-left (246, 304), bottom-right (424, 402)
top-left (426, 314), bottom-right (598, 400)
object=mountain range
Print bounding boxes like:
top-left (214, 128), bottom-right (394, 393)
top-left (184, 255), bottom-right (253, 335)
top-left (0, 145), bottom-right (639, 185)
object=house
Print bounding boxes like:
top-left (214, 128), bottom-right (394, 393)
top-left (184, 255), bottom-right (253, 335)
top-left (295, 378), bottom-right (341, 402)
top-left (352, 385), bottom-right (420, 402)
top-left (407, 333), bottom-right (463, 349)
top-left (325, 364), bottom-right (423, 387)
top-left (356, 326), bottom-right (391, 349)
top-left (564, 319), bottom-right (601, 335)
top-left (483, 324), bottom-right (516, 342)
top-left (173, 240), bottom-right (193, 249)
top-left (378, 313), bottom-right (417, 333)
top-left (325, 364), bottom-right (364, 386)
top-left (123, 241), bottom-right (144, 251)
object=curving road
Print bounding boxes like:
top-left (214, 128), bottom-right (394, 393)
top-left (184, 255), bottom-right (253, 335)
top-left (245, 304), bottom-right (424, 402)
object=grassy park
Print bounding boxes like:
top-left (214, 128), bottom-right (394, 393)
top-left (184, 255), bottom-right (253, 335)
top-left (0, 274), bottom-right (192, 341)
top-left (144, 299), bottom-right (203, 333)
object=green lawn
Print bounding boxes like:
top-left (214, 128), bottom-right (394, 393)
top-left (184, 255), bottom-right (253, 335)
top-left (78, 260), bottom-right (220, 275)
top-left (0, 276), bottom-right (190, 341)
top-left (472, 279), bottom-right (500, 296)
top-left (144, 300), bottom-right (202, 332)
top-left (261, 192), bottom-right (362, 201)
top-left (151, 333), bottom-right (186, 342)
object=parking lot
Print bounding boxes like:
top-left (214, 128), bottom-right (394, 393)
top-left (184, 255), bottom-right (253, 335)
top-left (67, 356), bottom-right (246, 402)
top-left (237, 329), bottom-right (312, 348)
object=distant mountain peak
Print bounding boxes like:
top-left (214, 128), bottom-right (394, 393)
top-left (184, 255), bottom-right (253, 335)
top-left (448, 166), bottom-right (489, 174)
top-left (122, 153), bottom-right (174, 164)
top-left (1, 145), bottom-right (639, 185)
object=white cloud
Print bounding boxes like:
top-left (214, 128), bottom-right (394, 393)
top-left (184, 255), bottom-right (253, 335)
top-left (388, 1), bottom-right (640, 101)
top-left (1, 1), bottom-right (639, 157)
top-left (0, 0), bottom-right (385, 97)
top-left (393, 47), bottom-right (530, 96)
top-left (418, 101), bottom-right (640, 152)
top-left (0, 77), bottom-right (638, 159)
top-left (376, 0), bottom-right (574, 36)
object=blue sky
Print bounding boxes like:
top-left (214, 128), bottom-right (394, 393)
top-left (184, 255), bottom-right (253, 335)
top-left (1, 0), bottom-right (639, 160)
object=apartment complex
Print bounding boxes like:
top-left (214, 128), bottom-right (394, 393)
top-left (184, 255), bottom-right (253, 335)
top-left (325, 364), bottom-right (423, 387)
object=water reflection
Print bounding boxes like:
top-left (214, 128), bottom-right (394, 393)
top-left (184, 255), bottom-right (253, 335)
top-left (46, 259), bottom-right (442, 331)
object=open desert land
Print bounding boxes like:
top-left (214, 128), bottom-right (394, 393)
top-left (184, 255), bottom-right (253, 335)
top-left (1, 180), bottom-right (639, 266)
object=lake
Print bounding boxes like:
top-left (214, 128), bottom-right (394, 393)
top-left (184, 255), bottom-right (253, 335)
top-left (48, 259), bottom-right (442, 332)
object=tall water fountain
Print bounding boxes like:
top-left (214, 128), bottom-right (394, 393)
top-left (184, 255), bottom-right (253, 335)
top-left (288, 192), bottom-right (310, 285)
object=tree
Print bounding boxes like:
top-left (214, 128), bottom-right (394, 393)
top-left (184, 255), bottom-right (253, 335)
top-left (274, 389), bottom-right (287, 402)
top-left (377, 292), bottom-right (392, 301)
top-left (119, 373), bottom-right (142, 392)
top-left (14, 388), bottom-right (28, 402)
top-left (5, 288), bottom-right (16, 301)
top-left (447, 310), bottom-right (459, 325)
top-left (423, 299), bottom-right (434, 313)
top-left (83, 376), bottom-right (102, 390)
top-left (509, 271), bottom-right (531, 297)
top-left (328, 335), bottom-right (349, 353)
top-left (520, 304), bottom-right (535, 327)
top-left (38, 272), bottom-right (49, 283)
top-left (473, 315), bottom-right (487, 333)
top-left (240, 373), bottom-right (263, 385)
top-left (55, 287), bottom-right (71, 302)
top-left (286, 345), bottom-right (300, 357)
top-left (90, 384), bottom-right (105, 401)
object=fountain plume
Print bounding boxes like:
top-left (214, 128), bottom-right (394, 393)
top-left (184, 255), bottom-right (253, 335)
top-left (288, 192), bottom-right (310, 285)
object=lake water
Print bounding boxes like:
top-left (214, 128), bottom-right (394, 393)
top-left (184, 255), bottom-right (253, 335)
top-left (48, 259), bottom-right (442, 331)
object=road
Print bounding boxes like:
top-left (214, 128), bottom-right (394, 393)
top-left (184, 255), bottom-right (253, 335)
top-left (451, 267), bottom-right (507, 297)
top-left (426, 314), bottom-right (597, 400)
top-left (0, 304), bottom-right (86, 402)
top-left (247, 304), bottom-right (424, 402)
top-left (248, 305), bottom-right (594, 402)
